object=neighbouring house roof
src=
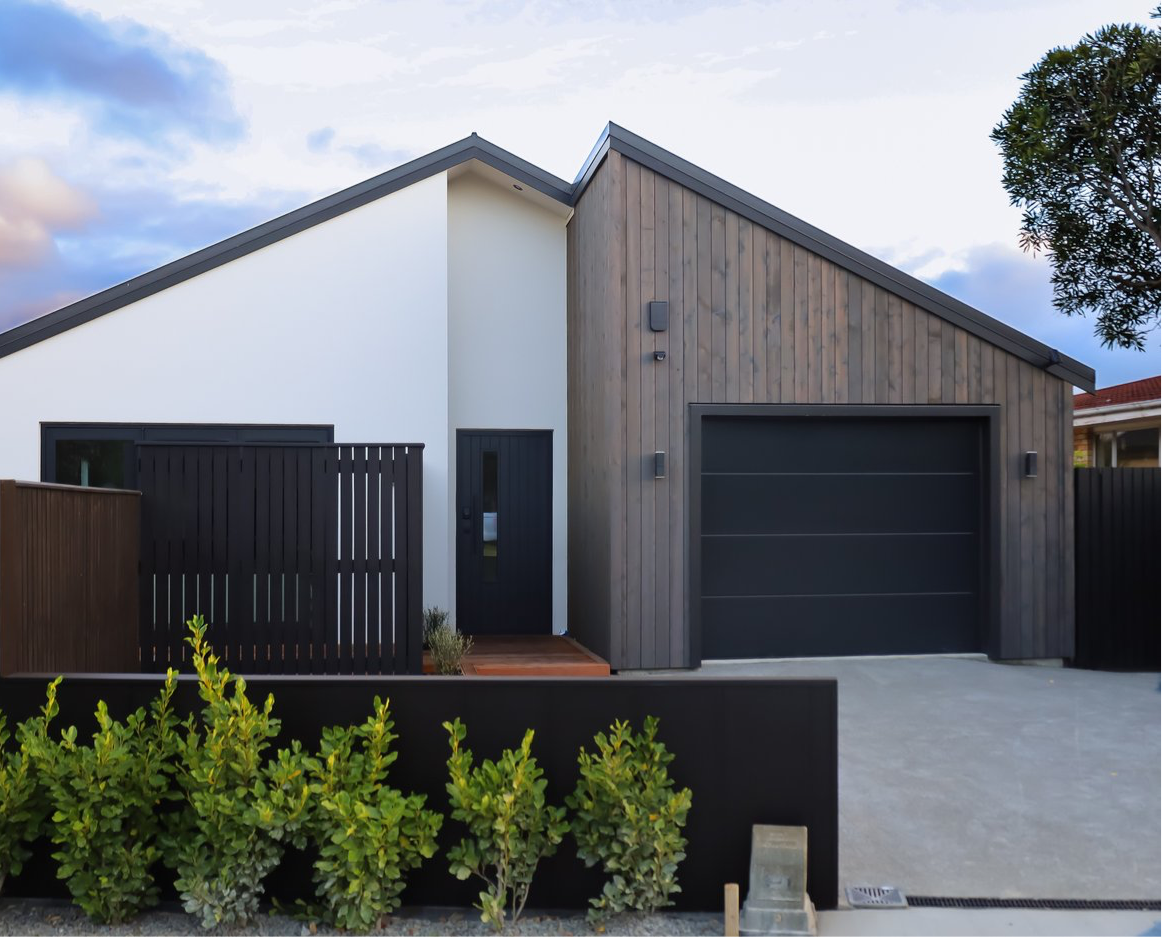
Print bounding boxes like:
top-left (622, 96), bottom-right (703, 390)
top-left (0, 122), bottom-right (1096, 390)
top-left (1073, 376), bottom-right (1161, 411)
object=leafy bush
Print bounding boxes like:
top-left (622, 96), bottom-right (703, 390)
top-left (443, 719), bottom-right (567, 931)
top-left (0, 705), bottom-right (49, 895)
top-left (425, 608), bottom-right (472, 674)
top-left (300, 697), bottom-right (442, 930)
top-left (567, 716), bottom-right (692, 922)
top-left (166, 616), bottom-right (310, 929)
top-left (423, 606), bottom-right (452, 635)
top-left (28, 673), bottom-right (184, 924)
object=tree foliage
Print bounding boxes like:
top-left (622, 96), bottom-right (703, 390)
top-left (991, 15), bottom-right (1160, 349)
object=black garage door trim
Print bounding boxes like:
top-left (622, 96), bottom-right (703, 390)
top-left (688, 404), bottom-right (1001, 665)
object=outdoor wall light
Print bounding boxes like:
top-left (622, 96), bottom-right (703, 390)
top-left (654, 350), bottom-right (667, 362)
top-left (649, 300), bottom-right (669, 332)
top-left (1024, 451), bottom-right (1038, 478)
top-left (654, 451), bottom-right (666, 479)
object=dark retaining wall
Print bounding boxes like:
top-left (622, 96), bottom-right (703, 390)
top-left (0, 674), bottom-right (838, 911)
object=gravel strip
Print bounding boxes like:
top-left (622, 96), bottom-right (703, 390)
top-left (0, 901), bottom-right (723, 937)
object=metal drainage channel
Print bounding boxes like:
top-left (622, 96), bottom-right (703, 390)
top-left (907, 897), bottom-right (1161, 912)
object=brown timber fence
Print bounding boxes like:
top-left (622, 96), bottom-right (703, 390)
top-left (1073, 467), bottom-right (1160, 670)
top-left (138, 443), bottom-right (423, 675)
top-left (0, 480), bottom-right (140, 676)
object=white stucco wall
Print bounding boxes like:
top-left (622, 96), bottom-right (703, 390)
top-left (0, 173), bottom-right (452, 611)
top-left (447, 172), bottom-right (569, 632)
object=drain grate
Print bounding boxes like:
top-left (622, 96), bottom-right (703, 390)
top-left (907, 896), bottom-right (1161, 912)
top-left (845, 885), bottom-right (908, 908)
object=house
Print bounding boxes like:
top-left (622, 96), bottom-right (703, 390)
top-left (1072, 376), bottom-right (1160, 468)
top-left (0, 124), bottom-right (1094, 670)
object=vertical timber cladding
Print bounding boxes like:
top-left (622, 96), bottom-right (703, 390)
top-left (566, 150), bottom-right (1076, 669)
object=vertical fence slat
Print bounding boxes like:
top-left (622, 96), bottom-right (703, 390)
top-left (365, 446), bottom-right (381, 673)
top-left (406, 445), bottom-right (423, 675)
top-left (352, 446), bottom-right (367, 674)
top-left (254, 447), bottom-right (271, 674)
top-left (276, 448), bottom-right (293, 676)
top-left (138, 450), bottom-right (156, 669)
top-left (337, 447), bottom-right (351, 673)
top-left (381, 449), bottom-right (396, 673)
top-left (325, 447), bottom-right (340, 675)
top-left (310, 447), bottom-right (327, 674)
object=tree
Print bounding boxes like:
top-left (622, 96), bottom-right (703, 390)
top-left (991, 14), bottom-right (1160, 349)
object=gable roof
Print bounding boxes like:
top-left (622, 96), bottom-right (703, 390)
top-left (0, 123), bottom-right (1095, 391)
top-left (1073, 375), bottom-right (1160, 410)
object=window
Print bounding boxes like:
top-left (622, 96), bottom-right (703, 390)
top-left (41, 423), bottom-right (335, 488)
top-left (1094, 427), bottom-right (1160, 468)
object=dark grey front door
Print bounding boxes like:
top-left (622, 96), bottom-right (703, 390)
top-left (456, 430), bottom-right (552, 635)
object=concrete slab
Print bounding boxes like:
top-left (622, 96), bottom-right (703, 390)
top-left (686, 657), bottom-right (1161, 902)
top-left (817, 908), bottom-right (1160, 936)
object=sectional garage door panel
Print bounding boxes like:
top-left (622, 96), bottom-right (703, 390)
top-left (699, 415), bottom-right (983, 659)
top-left (704, 594), bottom-right (980, 658)
top-left (702, 474), bottom-right (978, 535)
top-left (702, 417), bottom-right (980, 474)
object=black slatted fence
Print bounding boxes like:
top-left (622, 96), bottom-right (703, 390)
top-left (1074, 467), bottom-right (1160, 670)
top-left (138, 444), bottom-right (423, 674)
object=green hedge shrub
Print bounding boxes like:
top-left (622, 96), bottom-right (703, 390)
top-left (28, 672), bottom-right (184, 923)
top-left (299, 696), bottom-right (442, 930)
top-left (0, 705), bottom-right (49, 895)
top-left (166, 616), bottom-right (310, 929)
top-left (443, 718), bottom-right (568, 931)
top-left (568, 716), bottom-right (692, 922)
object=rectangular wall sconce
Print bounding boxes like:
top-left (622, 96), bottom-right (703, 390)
top-left (649, 301), bottom-right (669, 332)
top-left (1024, 451), bottom-right (1038, 478)
top-left (654, 451), bottom-right (666, 478)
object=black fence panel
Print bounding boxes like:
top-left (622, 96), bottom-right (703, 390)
top-left (0, 673), bottom-right (839, 912)
top-left (138, 443), bottom-right (423, 675)
top-left (1074, 467), bottom-right (1161, 670)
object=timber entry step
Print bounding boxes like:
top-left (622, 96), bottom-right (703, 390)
top-left (424, 635), bottom-right (610, 676)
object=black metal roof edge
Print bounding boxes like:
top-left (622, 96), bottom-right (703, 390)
top-left (595, 122), bottom-right (1096, 392)
top-left (0, 133), bottom-right (573, 361)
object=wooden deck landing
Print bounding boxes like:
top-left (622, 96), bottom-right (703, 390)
top-left (424, 635), bottom-right (610, 676)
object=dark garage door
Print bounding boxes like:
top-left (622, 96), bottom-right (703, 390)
top-left (699, 414), bottom-right (983, 658)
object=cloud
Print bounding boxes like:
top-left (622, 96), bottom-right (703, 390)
top-left (306, 127), bottom-right (336, 152)
top-left (342, 141), bottom-right (411, 168)
top-left (921, 243), bottom-right (1160, 388)
top-left (305, 126), bottom-right (410, 168)
top-left (0, 179), bottom-right (305, 333)
top-left (0, 0), bottom-right (244, 143)
top-left (0, 157), bottom-right (96, 269)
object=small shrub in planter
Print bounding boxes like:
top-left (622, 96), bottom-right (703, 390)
top-left (443, 718), bottom-right (568, 931)
top-left (166, 616), bottom-right (310, 929)
top-left (28, 673), bottom-right (184, 924)
top-left (0, 706), bottom-right (49, 896)
top-left (299, 696), bottom-right (442, 931)
top-left (425, 607), bottom-right (472, 674)
top-left (567, 716), bottom-right (692, 923)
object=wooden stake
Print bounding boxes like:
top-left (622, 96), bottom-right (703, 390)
top-left (724, 882), bottom-right (740, 936)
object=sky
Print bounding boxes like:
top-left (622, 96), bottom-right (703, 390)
top-left (0, 0), bottom-right (1157, 388)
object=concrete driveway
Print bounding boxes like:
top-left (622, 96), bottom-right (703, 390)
top-left (693, 656), bottom-right (1160, 903)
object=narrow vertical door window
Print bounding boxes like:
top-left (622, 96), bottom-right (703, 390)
top-left (482, 450), bottom-right (498, 581)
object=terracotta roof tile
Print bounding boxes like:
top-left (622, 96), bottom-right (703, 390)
top-left (1073, 376), bottom-right (1161, 410)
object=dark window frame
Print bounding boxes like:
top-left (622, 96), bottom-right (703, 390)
top-left (41, 422), bottom-right (335, 489)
